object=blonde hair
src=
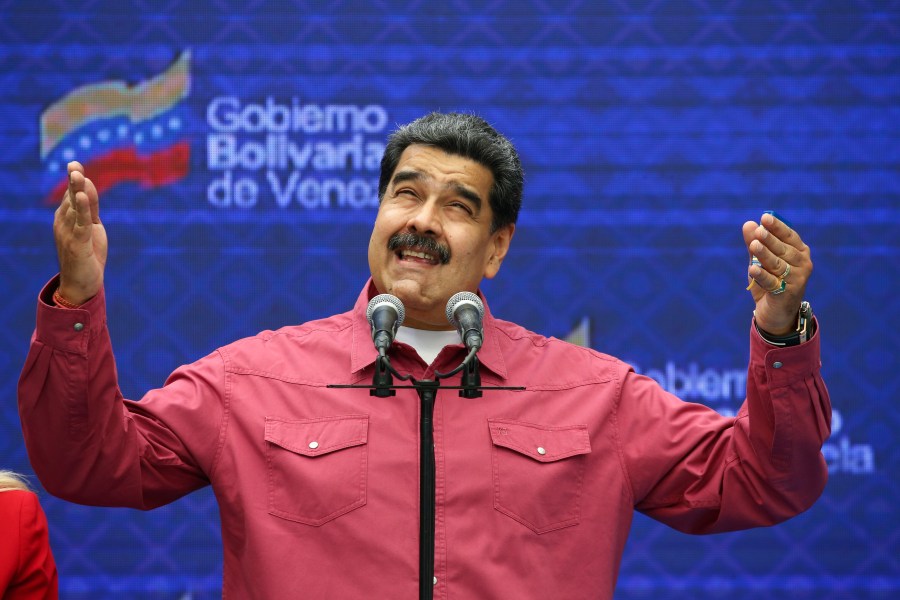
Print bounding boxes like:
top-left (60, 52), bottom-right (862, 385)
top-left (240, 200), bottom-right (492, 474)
top-left (0, 470), bottom-right (33, 492)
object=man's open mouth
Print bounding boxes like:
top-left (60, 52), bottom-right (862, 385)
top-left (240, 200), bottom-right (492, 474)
top-left (388, 232), bottom-right (451, 264)
top-left (398, 248), bottom-right (440, 264)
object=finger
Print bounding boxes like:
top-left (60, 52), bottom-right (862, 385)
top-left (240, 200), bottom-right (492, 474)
top-left (68, 170), bottom-right (85, 213)
top-left (748, 260), bottom-right (785, 294)
top-left (749, 238), bottom-right (793, 281)
top-left (82, 176), bottom-right (101, 224)
top-left (66, 161), bottom-right (84, 209)
top-left (72, 189), bottom-right (93, 234)
top-left (760, 212), bottom-right (806, 252)
top-left (752, 222), bottom-right (804, 267)
top-left (741, 221), bottom-right (759, 258)
top-left (742, 221), bottom-right (764, 291)
top-left (58, 199), bottom-right (76, 229)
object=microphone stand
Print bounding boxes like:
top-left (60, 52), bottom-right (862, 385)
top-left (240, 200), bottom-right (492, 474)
top-left (328, 348), bottom-right (523, 600)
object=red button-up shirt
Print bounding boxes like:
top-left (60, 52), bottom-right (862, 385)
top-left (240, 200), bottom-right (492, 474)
top-left (18, 277), bottom-right (830, 599)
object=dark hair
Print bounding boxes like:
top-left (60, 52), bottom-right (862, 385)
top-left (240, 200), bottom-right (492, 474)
top-left (378, 112), bottom-right (523, 231)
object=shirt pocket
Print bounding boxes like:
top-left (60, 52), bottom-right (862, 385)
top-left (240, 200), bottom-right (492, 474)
top-left (488, 418), bottom-right (592, 534)
top-left (265, 414), bottom-right (369, 526)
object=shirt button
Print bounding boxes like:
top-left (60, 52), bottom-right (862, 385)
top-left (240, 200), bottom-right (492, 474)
top-left (308, 441), bottom-right (319, 449)
top-left (537, 447), bottom-right (546, 455)
top-left (433, 577), bottom-right (437, 585)
top-left (773, 362), bottom-right (783, 369)
top-left (73, 323), bottom-right (84, 332)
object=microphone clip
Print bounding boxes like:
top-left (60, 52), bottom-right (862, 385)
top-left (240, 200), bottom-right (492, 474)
top-left (459, 355), bottom-right (482, 398)
top-left (371, 355), bottom-right (396, 397)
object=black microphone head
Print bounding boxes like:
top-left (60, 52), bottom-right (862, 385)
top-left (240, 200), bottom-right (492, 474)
top-left (446, 291), bottom-right (484, 327)
top-left (366, 294), bottom-right (406, 328)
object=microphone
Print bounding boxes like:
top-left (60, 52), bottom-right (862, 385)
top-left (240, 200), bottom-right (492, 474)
top-left (366, 294), bottom-right (405, 355)
top-left (446, 292), bottom-right (484, 353)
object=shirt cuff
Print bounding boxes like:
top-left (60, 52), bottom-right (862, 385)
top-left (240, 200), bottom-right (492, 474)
top-left (749, 317), bottom-right (822, 388)
top-left (35, 274), bottom-right (106, 354)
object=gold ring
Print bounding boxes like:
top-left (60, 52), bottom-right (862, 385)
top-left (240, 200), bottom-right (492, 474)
top-left (780, 263), bottom-right (791, 280)
top-left (769, 279), bottom-right (787, 295)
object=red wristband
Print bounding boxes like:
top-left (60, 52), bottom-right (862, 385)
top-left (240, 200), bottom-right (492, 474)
top-left (52, 288), bottom-right (83, 309)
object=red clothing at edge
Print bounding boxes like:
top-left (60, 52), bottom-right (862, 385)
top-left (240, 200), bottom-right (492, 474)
top-left (18, 277), bottom-right (830, 599)
top-left (0, 490), bottom-right (59, 600)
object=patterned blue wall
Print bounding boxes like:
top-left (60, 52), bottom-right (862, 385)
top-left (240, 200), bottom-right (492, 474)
top-left (1, 1), bottom-right (897, 598)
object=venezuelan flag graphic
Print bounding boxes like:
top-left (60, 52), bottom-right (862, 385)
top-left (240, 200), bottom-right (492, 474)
top-left (41, 51), bottom-right (192, 204)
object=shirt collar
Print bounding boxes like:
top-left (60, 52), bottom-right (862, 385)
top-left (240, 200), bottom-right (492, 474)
top-left (349, 278), bottom-right (509, 380)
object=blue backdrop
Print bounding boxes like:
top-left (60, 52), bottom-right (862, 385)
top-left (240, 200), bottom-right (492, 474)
top-left (1, 1), bottom-right (898, 598)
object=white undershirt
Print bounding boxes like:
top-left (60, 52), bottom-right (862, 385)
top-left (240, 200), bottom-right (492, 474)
top-left (394, 326), bottom-right (461, 365)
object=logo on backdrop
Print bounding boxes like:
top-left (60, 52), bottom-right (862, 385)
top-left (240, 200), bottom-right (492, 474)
top-left (39, 50), bottom-right (387, 211)
top-left (40, 51), bottom-right (192, 204)
top-left (205, 97), bottom-right (388, 209)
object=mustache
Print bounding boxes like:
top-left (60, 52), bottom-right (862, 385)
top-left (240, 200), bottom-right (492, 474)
top-left (387, 232), bottom-right (451, 265)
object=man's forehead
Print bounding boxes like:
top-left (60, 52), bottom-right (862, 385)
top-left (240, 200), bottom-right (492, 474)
top-left (390, 145), bottom-right (493, 191)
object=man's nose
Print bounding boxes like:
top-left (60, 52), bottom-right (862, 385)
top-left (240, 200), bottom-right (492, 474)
top-left (406, 200), bottom-right (442, 236)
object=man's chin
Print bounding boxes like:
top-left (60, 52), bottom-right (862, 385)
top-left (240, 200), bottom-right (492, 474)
top-left (386, 280), bottom-right (447, 323)
top-left (388, 279), bottom-right (431, 307)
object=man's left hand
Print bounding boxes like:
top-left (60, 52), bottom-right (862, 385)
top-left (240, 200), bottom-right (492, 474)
top-left (742, 213), bottom-right (813, 336)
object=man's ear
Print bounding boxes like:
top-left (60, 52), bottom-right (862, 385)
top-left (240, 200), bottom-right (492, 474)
top-left (484, 223), bottom-right (515, 279)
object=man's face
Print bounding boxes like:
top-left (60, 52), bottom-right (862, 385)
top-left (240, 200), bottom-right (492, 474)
top-left (368, 145), bottom-right (515, 330)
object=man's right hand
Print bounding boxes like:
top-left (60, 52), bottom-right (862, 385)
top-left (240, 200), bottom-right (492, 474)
top-left (53, 161), bottom-right (107, 305)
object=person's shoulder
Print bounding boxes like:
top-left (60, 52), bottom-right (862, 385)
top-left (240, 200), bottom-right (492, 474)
top-left (491, 318), bottom-right (632, 383)
top-left (214, 310), bottom-right (356, 369)
top-left (492, 317), bottom-right (620, 359)
top-left (0, 489), bottom-right (41, 517)
top-left (228, 310), bottom-right (354, 347)
top-left (0, 488), bottom-right (38, 503)
top-left (266, 310), bottom-right (355, 340)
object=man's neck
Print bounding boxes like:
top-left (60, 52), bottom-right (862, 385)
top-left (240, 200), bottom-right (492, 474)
top-left (402, 314), bottom-right (455, 331)
top-left (394, 326), bottom-right (460, 365)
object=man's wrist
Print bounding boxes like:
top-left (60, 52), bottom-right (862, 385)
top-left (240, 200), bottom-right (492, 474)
top-left (52, 288), bottom-right (85, 309)
top-left (754, 301), bottom-right (815, 347)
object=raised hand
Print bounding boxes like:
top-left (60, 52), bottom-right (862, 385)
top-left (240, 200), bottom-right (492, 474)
top-left (742, 213), bottom-right (812, 336)
top-left (53, 161), bottom-right (107, 305)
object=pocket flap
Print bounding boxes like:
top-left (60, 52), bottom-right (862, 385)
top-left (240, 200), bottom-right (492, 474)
top-left (488, 419), bottom-right (591, 462)
top-left (265, 415), bottom-right (368, 457)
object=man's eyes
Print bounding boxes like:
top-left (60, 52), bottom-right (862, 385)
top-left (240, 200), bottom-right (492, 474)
top-left (391, 190), bottom-right (475, 215)
top-left (449, 201), bottom-right (474, 215)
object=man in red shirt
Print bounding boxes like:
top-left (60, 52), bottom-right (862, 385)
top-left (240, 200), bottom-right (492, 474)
top-left (19, 112), bottom-right (829, 598)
